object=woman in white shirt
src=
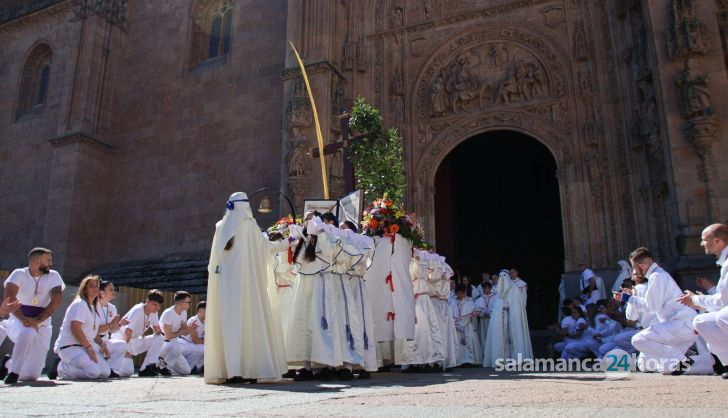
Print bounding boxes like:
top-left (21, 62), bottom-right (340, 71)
top-left (53, 275), bottom-right (111, 379)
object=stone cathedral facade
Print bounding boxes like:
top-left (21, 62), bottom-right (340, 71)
top-left (1, 0), bottom-right (728, 290)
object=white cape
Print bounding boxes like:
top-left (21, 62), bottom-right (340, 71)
top-left (400, 254), bottom-right (444, 365)
top-left (482, 277), bottom-right (533, 367)
top-left (204, 192), bottom-right (288, 383)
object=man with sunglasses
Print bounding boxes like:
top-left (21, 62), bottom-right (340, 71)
top-left (159, 291), bottom-right (198, 375)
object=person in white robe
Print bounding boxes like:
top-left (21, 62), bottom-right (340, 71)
top-left (401, 250), bottom-right (445, 371)
top-left (363, 229), bottom-right (416, 366)
top-left (0, 298), bottom-right (20, 353)
top-left (509, 268), bottom-right (528, 306)
top-left (615, 247), bottom-right (697, 374)
top-left (180, 301), bottom-right (205, 374)
top-left (475, 282), bottom-right (498, 353)
top-left (53, 275), bottom-right (111, 380)
top-left (337, 221), bottom-right (378, 376)
top-left (159, 291), bottom-right (198, 376)
top-left (611, 260), bottom-right (632, 293)
top-left (452, 284), bottom-right (481, 366)
top-left (286, 217), bottom-right (364, 380)
top-left (483, 269), bottom-right (533, 367)
top-left (2, 247), bottom-right (64, 384)
top-left (429, 255), bottom-right (458, 370)
top-left (204, 192), bottom-right (289, 384)
top-left (679, 224), bottom-right (728, 378)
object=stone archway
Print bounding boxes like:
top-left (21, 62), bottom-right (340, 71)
top-left (411, 110), bottom-right (575, 269)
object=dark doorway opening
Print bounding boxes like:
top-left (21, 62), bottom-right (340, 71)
top-left (435, 130), bottom-right (564, 329)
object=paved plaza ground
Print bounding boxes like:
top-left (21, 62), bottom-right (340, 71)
top-left (2, 367), bottom-right (726, 417)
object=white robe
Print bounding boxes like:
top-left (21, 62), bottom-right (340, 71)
top-left (611, 260), bottom-right (632, 293)
top-left (364, 234), bottom-right (416, 343)
top-left (483, 275), bottom-right (533, 367)
top-left (400, 253), bottom-right (445, 366)
top-left (512, 278), bottom-right (527, 305)
top-left (429, 257), bottom-right (458, 368)
top-left (475, 292), bottom-right (498, 353)
top-left (204, 192), bottom-right (289, 383)
top-left (271, 250), bottom-right (297, 348)
top-left (451, 297), bottom-right (481, 365)
top-left (286, 229), bottom-right (364, 368)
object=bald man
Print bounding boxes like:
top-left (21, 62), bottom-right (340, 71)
top-left (678, 224), bottom-right (728, 379)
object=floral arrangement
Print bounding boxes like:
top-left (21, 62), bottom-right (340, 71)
top-left (267, 216), bottom-right (301, 238)
top-left (361, 194), bottom-right (425, 247)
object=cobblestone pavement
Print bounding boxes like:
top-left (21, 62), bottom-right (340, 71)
top-left (2, 368), bottom-right (726, 417)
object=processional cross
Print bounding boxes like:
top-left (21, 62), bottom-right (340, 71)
top-left (309, 114), bottom-right (364, 194)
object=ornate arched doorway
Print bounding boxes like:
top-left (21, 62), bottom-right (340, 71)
top-left (434, 130), bottom-right (564, 329)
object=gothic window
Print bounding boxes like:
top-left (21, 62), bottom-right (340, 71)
top-left (16, 42), bottom-right (52, 120)
top-left (190, 0), bottom-right (233, 69)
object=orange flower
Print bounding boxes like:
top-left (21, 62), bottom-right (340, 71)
top-left (388, 224), bottom-right (400, 234)
top-left (369, 218), bottom-right (380, 229)
top-left (384, 200), bottom-right (393, 207)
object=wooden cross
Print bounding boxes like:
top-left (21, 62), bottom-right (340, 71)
top-left (309, 113), bottom-right (364, 193)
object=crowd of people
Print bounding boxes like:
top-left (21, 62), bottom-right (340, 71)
top-left (551, 223), bottom-right (728, 378)
top-left (1, 193), bottom-right (727, 384)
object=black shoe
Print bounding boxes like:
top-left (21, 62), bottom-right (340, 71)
top-left (293, 368), bottom-right (314, 381)
top-left (244, 378), bottom-right (258, 384)
top-left (337, 368), bottom-right (354, 380)
top-left (4, 372), bottom-right (19, 385)
top-left (0, 354), bottom-right (10, 380)
top-left (157, 367), bottom-right (172, 376)
top-left (357, 370), bottom-right (371, 380)
top-left (377, 365), bottom-right (391, 373)
top-left (402, 365), bottom-right (421, 374)
top-left (47, 357), bottom-right (61, 380)
top-left (138, 366), bottom-right (159, 377)
top-left (671, 357), bottom-right (694, 376)
top-left (108, 370), bottom-right (120, 378)
top-left (316, 367), bottom-right (335, 381)
top-left (432, 364), bottom-right (443, 372)
top-left (721, 372), bottom-right (728, 379)
top-left (423, 364), bottom-right (434, 373)
top-left (226, 376), bottom-right (244, 384)
top-left (712, 355), bottom-right (725, 375)
top-left (282, 369), bottom-right (296, 379)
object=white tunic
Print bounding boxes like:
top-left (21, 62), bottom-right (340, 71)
top-left (98, 302), bottom-right (118, 341)
top-left (112, 303), bottom-right (159, 340)
top-left (430, 257), bottom-right (458, 368)
top-left (271, 250), bottom-right (297, 347)
top-left (483, 275), bottom-right (533, 366)
top-left (451, 297), bottom-right (481, 365)
top-left (160, 307), bottom-right (188, 337)
top-left (54, 299), bottom-right (100, 350)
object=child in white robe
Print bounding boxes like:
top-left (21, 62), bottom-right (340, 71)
top-left (451, 284), bottom-right (481, 366)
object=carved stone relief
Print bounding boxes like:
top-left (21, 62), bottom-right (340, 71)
top-left (666, 0), bottom-right (708, 61)
top-left (417, 28), bottom-right (566, 122)
top-left (71, 0), bottom-right (127, 29)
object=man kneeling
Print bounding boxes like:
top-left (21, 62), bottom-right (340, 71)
top-left (158, 291), bottom-right (199, 375)
top-left (108, 289), bottom-right (167, 377)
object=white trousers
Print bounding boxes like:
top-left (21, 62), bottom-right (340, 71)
top-left (57, 345), bottom-right (111, 380)
top-left (693, 307), bottom-right (728, 366)
top-left (179, 340), bottom-right (204, 369)
top-left (107, 334), bottom-right (163, 374)
top-left (105, 339), bottom-right (134, 377)
top-left (160, 340), bottom-right (191, 375)
top-left (6, 318), bottom-right (52, 381)
top-left (632, 320), bottom-right (697, 373)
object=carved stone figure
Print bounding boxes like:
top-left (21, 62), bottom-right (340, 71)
top-left (674, 58), bottom-right (713, 118)
top-left (286, 126), bottom-right (311, 177)
top-left (490, 44), bottom-right (509, 68)
top-left (573, 22), bottom-right (589, 61)
top-left (430, 75), bottom-right (449, 117)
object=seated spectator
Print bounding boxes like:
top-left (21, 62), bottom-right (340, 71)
top-left (553, 307), bottom-right (589, 360)
top-left (158, 291), bottom-right (199, 375)
top-left (179, 301), bottom-right (205, 375)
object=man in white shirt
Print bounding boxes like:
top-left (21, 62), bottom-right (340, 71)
top-left (109, 289), bottom-right (166, 377)
top-left (159, 291), bottom-right (198, 375)
top-left (616, 247), bottom-right (697, 374)
top-left (1, 248), bottom-right (64, 384)
top-left (180, 301), bottom-right (205, 374)
top-left (679, 223), bottom-right (728, 379)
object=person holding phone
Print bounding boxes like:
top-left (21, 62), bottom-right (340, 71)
top-left (615, 247), bottom-right (696, 375)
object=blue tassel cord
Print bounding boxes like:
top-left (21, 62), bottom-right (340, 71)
top-left (339, 275), bottom-right (355, 351)
top-left (358, 277), bottom-right (369, 350)
top-left (320, 273), bottom-right (328, 330)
